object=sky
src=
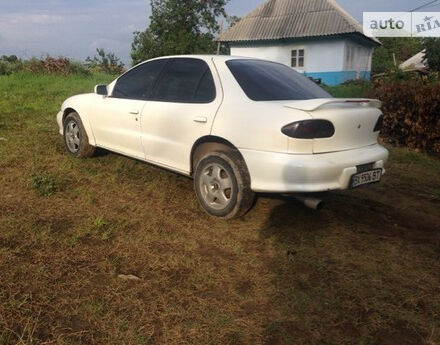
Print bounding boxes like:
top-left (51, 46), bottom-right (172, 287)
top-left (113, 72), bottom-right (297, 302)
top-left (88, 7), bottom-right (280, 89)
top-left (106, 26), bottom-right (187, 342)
top-left (0, 0), bottom-right (439, 65)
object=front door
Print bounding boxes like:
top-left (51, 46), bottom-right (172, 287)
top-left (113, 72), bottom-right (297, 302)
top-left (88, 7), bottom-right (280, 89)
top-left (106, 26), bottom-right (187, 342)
top-left (89, 97), bottom-right (146, 159)
top-left (88, 58), bottom-right (169, 159)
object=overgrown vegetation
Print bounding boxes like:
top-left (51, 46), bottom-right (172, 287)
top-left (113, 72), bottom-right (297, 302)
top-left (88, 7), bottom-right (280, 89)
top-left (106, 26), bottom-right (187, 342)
top-left (86, 49), bottom-right (125, 75)
top-left (0, 73), bottom-right (439, 345)
top-left (131, 0), bottom-right (229, 64)
top-left (372, 37), bottom-right (422, 75)
top-left (371, 79), bottom-right (440, 154)
top-left (324, 79), bottom-right (373, 98)
top-left (0, 49), bottom-right (124, 76)
top-left (422, 38), bottom-right (440, 72)
top-left (326, 77), bottom-right (440, 155)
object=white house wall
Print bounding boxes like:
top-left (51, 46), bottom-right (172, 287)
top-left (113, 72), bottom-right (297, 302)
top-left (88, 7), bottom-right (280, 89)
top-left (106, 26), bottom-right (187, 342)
top-left (343, 39), bottom-right (374, 81)
top-left (230, 38), bottom-right (374, 85)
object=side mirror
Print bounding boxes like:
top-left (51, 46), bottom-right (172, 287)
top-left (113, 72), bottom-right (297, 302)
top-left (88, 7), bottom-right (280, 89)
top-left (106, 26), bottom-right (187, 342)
top-left (94, 84), bottom-right (108, 96)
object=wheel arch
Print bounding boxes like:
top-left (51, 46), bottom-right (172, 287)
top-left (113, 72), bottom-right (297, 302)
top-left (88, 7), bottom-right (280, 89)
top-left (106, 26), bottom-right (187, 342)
top-left (62, 107), bottom-right (96, 146)
top-left (190, 136), bottom-right (249, 177)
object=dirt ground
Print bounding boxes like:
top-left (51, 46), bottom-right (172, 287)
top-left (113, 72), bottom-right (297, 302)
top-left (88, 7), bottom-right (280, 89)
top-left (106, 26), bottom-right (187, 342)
top-left (0, 74), bottom-right (439, 345)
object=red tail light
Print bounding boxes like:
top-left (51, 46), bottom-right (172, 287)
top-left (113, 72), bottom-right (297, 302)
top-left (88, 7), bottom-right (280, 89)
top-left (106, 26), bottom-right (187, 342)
top-left (281, 120), bottom-right (335, 139)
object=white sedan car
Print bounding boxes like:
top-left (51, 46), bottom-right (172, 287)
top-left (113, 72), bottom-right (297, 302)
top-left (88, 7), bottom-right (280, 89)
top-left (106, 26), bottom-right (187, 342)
top-left (57, 55), bottom-right (388, 218)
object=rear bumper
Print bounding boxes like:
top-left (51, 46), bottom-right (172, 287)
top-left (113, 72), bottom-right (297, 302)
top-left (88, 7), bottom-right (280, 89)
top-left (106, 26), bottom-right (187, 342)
top-left (240, 144), bottom-right (389, 193)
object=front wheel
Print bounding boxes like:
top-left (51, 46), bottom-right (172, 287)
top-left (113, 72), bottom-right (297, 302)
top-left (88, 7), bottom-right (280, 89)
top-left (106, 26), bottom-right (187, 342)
top-left (63, 112), bottom-right (96, 158)
top-left (194, 151), bottom-right (255, 219)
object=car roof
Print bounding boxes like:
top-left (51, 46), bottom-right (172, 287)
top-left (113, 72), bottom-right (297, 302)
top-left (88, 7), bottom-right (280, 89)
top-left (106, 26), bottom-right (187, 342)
top-left (145, 54), bottom-right (254, 64)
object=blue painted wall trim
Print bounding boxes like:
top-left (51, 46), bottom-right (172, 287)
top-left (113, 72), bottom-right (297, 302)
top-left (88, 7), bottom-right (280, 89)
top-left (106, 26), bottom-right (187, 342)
top-left (304, 71), bottom-right (371, 86)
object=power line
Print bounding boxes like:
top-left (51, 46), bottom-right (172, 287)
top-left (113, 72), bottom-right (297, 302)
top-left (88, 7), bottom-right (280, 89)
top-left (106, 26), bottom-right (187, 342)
top-left (420, 2), bottom-right (440, 9)
top-left (410, 0), bottom-right (440, 12)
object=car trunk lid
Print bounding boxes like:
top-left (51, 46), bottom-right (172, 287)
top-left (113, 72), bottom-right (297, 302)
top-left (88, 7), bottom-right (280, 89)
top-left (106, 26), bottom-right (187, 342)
top-left (284, 99), bottom-right (382, 154)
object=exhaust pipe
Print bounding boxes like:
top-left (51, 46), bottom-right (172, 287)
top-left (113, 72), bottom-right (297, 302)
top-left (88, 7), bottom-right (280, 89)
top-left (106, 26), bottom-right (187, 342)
top-left (292, 194), bottom-right (325, 210)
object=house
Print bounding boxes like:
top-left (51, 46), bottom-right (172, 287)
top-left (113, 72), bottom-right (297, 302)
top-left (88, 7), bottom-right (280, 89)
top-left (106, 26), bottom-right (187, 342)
top-left (400, 51), bottom-right (427, 71)
top-left (217, 0), bottom-right (380, 85)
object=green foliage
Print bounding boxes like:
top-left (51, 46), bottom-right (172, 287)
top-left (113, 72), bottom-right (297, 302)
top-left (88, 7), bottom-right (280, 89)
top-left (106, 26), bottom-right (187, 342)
top-left (131, 0), bottom-right (229, 65)
top-left (372, 38), bottom-right (423, 75)
top-left (0, 52), bottom-right (123, 76)
top-left (0, 55), bottom-right (91, 76)
top-left (86, 48), bottom-right (125, 74)
top-left (226, 15), bottom-right (241, 28)
top-left (324, 80), bottom-right (373, 98)
top-left (422, 38), bottom-right (440, 72)
top-left (31, 174), bottom-right (59, 196)
top-left (0, 55), bottom-right (23, 75)
top-left (1, 55), bottom-right (19, 63)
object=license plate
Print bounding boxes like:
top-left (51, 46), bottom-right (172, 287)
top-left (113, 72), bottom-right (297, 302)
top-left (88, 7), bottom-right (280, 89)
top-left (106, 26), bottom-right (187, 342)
top-left (350, 169), bottom-right (382, 189)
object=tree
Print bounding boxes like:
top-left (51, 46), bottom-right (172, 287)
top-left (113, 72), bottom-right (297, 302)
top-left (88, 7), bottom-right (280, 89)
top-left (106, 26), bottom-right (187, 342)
top-left (226, 15), bottom-right (241, 28)
top-left (86, 48), bottom-right (124, 74)
top-left (422, 38), bottom-right (440, 72)
top-left (218, 15), bottom-right (241, 55)
top-left (131, 0), bottom-right (229, 65)
top-left (1, 55), bottom-right (19, 63)
top-left (371, 37), bottom-right (422, 75)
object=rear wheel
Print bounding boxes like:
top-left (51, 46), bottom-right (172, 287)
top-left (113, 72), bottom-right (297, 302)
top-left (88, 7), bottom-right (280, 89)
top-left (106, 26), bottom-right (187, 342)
top-left (63, 112), bottom-right (95, 158)
top-left (194, 150), bottom-right (255, 219)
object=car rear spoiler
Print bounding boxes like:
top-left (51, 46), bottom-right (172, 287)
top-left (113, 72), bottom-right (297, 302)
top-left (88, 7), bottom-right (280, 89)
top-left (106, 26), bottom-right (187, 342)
top-left (283, 98), bottom-right (382, 112)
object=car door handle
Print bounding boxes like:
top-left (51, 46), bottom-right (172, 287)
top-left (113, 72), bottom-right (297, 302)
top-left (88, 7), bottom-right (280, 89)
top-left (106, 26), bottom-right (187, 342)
top-left (193, 116), bottom-right (207, 123)
top-left (129, 110), bottom-right (139, 115)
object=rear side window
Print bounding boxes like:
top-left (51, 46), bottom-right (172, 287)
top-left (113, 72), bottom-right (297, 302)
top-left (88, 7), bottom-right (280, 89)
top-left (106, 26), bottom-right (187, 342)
top-left (226, 59), bottom-right (331, 101)
top-left (113, 59), bottom-right (168, 100)
top-left (152, 58), bottom-right (216, 103)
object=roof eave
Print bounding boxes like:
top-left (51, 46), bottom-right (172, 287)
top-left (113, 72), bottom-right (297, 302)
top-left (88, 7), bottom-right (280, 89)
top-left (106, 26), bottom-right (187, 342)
top-left (217, 32), bottom-right (381, 47)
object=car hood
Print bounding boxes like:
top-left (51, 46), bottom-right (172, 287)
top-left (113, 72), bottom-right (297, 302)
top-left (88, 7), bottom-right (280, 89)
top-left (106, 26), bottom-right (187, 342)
top-left (61, 93), bottom-right (95, 110)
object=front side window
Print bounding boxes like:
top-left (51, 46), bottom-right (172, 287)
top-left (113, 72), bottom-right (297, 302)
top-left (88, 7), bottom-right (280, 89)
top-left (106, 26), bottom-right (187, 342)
top-left (112, 59), bottom-right (168, 100)
top-left (152, 58), bottom-right (216, 103)
top-left (227, 59), bottom-right (331, 101)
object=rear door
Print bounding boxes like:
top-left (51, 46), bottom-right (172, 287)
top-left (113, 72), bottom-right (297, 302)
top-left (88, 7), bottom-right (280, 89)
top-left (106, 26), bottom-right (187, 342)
top-left (89, 59), bottom-right (168, 159)
top-left (141, 58), bottom-right (222, 173)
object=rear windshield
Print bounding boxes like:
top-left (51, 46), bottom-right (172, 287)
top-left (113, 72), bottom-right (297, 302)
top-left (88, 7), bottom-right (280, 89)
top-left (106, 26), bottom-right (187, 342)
top-left (226, 59), bottom-right (331, 101)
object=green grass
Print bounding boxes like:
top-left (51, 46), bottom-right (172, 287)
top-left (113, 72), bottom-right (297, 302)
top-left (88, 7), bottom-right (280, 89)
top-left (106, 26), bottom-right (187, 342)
top-left (324, 81), bottom-right (373, 98)
top-left (0, 73), bottom-right (440, 345)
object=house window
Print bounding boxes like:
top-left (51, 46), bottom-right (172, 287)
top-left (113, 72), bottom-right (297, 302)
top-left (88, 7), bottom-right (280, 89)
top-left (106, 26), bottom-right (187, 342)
top-left (291, 49), bottom-right (305, 68)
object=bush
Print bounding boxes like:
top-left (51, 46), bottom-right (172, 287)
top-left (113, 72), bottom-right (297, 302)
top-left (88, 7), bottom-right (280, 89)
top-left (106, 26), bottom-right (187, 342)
top-left (86, 49), bottom-right (124, 75)
top-left (0, 55), bottom-right (95, 76)
top-left (23, 57), bottom-right (91, 76)
top-left (370, 79), bottom-right (440, 154)
top-left (0, 55), bottom-right (24, 75)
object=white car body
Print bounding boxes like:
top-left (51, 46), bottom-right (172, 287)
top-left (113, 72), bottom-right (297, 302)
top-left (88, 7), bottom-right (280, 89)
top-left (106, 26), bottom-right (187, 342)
top-left (57, 55), bottom-right (388, 194)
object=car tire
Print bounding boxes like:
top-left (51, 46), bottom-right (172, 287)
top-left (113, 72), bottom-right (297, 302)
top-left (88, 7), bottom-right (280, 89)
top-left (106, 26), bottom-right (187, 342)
top-left (63, 112), bottom-right (96, 158)
top-left (194, 150), bottom-right (255, 219)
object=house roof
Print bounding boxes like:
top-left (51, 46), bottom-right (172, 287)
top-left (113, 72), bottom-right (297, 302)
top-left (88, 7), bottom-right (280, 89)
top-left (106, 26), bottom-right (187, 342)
top-left (217, 0), bottom-right (380, 46)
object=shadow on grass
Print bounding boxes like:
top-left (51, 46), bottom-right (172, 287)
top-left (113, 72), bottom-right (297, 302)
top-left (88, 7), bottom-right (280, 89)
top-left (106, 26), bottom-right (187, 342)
top-left (257, 193), bottom-right (439, 345)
